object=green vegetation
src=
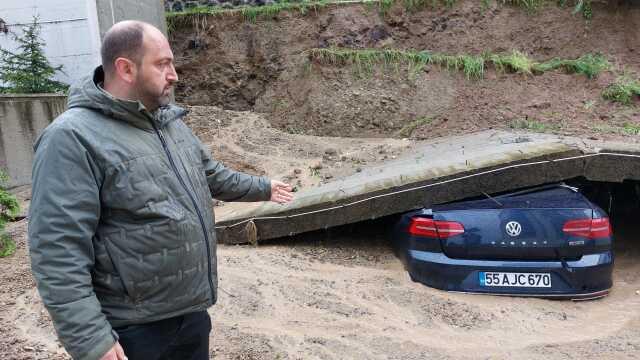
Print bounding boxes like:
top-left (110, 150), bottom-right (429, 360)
top-left (308, 166), bottom-right (321, 177)
top-left (240, 1), bottom-right (330, 22)
top-left (532, 53), bottom-right (609, 79)
top-left (431, 54), bottom-right (485, 80)
top-left (500, 0), bottom-right (545, 13)
top-left (0, 172), bottom-right (20, 258)
top-left (377, 0), bottom-right (395, 16)
top-left (509, 118), bottom-right (563, 132)
top-left (593, 122), bottom-right (640, 136)
top-left (0, 17), bottom-right (68, 94)
top-left (307, 48), bottom-right (431, 78)
top-left (167, 0), bottom-right (331, 29)
top-left (572, 0), bottom-right (592, 19)
top-left (167, 0), bottom-right (598, 31)
top-left (307, 48), bottom-right (609, 80)
top-left (396, 116), bottom-right (433, 137)
top-left (622, 122), bottom-right (640, 135)
top-left (602, 77), bottom-right (640, 105)
top-left (490, 50), bottom-right (536, 74)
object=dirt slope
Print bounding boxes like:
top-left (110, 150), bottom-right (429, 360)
top-left (171, 1), bottom-right (640, 140)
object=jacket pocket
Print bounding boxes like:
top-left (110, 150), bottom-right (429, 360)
top-left (102, 231), bottom-right (139, 301)
top-left (93, 234), bottom-right (130, 300)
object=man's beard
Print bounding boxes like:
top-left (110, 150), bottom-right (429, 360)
top-left (134, 79), bottom-right (171, 111)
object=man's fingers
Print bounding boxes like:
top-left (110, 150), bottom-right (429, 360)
top-left (115, 342), bottom-right (127, 360)
top-left (277, 187), bottom-right (294, 196)
top-left (270, 179), bottom-right (294, 204)
top-left (99, 346), bottom-right (118, 360)
top-left (277, 184), bottom-right (293, 192)
top-left (276, 189), bottom-right (294, 201)
top-left (273, 191), bottom-right (294, 204)
top-left (273, 181), bottom-right (292, 192)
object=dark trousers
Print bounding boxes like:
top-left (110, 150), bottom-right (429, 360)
top-left (114, 311), bottom-right (212, 360)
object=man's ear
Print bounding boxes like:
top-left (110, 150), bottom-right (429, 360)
top-left (113, 57), bottom-right (137, 84)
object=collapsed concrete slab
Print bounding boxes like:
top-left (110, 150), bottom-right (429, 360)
top-left (215, 131), bottom-right (640, 244)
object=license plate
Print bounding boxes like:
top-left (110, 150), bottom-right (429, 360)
top-left (480, 272), bottom-right (551, 288)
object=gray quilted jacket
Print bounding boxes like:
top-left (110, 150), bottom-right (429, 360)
top-left (28, 67), bottom-right (271, 360)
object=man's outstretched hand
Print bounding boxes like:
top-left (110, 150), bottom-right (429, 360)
top-left (100, 342), bottom-right (127, 360)
top-left (270, 180), bottom-right (294, 204)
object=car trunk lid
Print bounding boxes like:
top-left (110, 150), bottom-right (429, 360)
top-left (433, 187), bottom-right (601, 260)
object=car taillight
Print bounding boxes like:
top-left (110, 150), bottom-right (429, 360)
top-left (408, 217), bottom-right (465, 239)
top-left (562, 217), bottom-right (612, 239)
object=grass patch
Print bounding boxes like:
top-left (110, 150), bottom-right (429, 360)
top-left (240, 1), bottom-right (329, 22)
top-left (307, 48), bottom-right (432, 78)
top-left (534, 53), bottom-right (609, 79)
top-left (308, 48), bottom-right (608, 81)
top-left (622, 122), bottom-right (640, 135)
top-left (430, 54), bottom-right (485, 80)
top-left (500, 0), bottom-right (545, 13)
top-left (593, 122), bottom-right (640, 136)
top-left (396, 116), bottom-right (433, 137)
top-left (602, 77), bottom-right (640, 105)
top-left (307, 48), bottom-right (486, 80)
top-left (377, 0), bottom-right (395, 16)
top-left (167, 1), bottom-right (331, 31)
top-left (509, 118), bottom-right (562, 132)
top-left (0, 234), bottom-right (15, 258)
top-left (168, 0), bottom-right (458, 29)
top-left (167, 0), bottom-right (597, 31)
top-left (490, 50), bottom-right (536, 74)
top-left (572, 0), bottom-right (592, 19)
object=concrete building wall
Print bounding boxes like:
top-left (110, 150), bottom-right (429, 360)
top-left (95, 0), bottom-right (168, 38)
top-left (0, 95), bottom-right (66, 187)
top-left (1, 0), bottom-right (167, 87)
top-left (0, 1), bottom-right (166, 186)
top-left (0, 0), bottom-right (101, 87)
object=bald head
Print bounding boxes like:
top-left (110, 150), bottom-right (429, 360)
top-left (100, 21), bottom-right (177, 111)
top-left (101, 21), bottom-right (163, 77)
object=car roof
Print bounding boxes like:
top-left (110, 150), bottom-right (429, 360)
top-left (432, 185), bottom-right (592, 211)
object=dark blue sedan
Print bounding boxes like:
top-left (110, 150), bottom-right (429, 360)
top-left (392, 184), bottom-right (613, 300)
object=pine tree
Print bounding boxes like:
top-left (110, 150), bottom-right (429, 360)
top-left (0, 16), bottom-right (68, 94)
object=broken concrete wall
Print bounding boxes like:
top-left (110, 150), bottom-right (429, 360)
top-left (0, 95), bottom-right (66, 187)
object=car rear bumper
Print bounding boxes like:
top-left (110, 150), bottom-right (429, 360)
top-left (406, 250), bottom-right (613, 300)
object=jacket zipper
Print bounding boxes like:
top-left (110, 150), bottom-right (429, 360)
top-left (152, 124), bottom-right (216, 301)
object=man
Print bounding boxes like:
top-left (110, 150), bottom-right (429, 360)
top-left (28, 21), bottom-right (293, 360)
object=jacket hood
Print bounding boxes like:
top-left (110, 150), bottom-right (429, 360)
top-left (67, 66), bottom-right (186, 130)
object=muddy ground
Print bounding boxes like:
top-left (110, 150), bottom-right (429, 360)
top-left (1, 107), bottom-right (640, 359)
top-left (2, 210), bottom-right (640, 359)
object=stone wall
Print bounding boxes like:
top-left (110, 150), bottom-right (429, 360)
top-left (0, 95), bottom-right (66, 187)
top-left (165, 0), bottom-right (279, 12)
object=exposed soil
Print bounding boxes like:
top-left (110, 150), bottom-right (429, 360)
top-left (2, 107), bottom-right (640, 359)
top-left (2, 211), bottom-right (640, 359)
top-left (182, 105), bottom-right (414, 190)
top-left (171, 1), bottom-right (640, 140)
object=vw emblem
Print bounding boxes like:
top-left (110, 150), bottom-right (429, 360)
top-left (505, 221), bottom-right (522, 237)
